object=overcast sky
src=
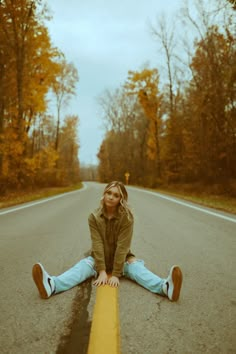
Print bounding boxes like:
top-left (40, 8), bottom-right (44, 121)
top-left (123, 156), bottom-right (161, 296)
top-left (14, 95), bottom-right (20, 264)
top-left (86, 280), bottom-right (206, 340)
top-left (47, 0), bottom-right (189, 165)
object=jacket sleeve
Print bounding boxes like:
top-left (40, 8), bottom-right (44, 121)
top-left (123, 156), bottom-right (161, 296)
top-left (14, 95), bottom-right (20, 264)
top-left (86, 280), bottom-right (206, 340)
top-left (88, 213), bottom-right (106, 272)
top-left (112, 214), bottom-right (134, 277)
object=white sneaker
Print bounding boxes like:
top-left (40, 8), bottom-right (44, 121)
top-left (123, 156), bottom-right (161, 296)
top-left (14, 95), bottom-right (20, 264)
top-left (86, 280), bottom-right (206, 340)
top-left (32, 263), bottom-right (55, 299)
top-left (163, 265), bottom-right (183, 301)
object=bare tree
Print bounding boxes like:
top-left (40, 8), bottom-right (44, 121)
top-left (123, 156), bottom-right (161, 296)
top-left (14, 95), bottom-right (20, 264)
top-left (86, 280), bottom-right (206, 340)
top-left (150, 16), bottom-right (176, 116)
top-left (52, 58), bottom-right (79, 151)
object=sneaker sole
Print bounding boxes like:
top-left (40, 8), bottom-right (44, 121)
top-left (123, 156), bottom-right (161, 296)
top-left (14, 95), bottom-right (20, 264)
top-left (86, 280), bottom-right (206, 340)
top-left (171, 266), bottom-right (183, 301)
top-left (32, 264), bottom-right (49, 299)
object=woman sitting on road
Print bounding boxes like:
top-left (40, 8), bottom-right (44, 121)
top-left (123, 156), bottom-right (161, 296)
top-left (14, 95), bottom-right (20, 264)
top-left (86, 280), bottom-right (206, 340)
top-left (32, 181), bottom-right (183, 301)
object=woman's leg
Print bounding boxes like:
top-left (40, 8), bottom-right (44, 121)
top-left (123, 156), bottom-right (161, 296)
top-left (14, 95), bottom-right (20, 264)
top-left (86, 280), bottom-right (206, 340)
top-left (32, 256), bottom-right (96, 299)
top-left (53, 256), bottom-right (96, 294)
top-left (123, 257), bottom-right (183, 301)
top-left (123, 258), bottom-right (165, 296)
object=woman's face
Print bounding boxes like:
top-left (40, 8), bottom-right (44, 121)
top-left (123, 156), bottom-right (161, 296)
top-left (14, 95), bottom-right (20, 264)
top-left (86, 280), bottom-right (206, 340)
top-left (104, 186), bottom-right (121, 209)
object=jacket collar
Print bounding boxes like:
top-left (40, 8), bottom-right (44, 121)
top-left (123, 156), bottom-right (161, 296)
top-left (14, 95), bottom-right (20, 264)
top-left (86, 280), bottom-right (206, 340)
top-left (99, 206), bottom-right (120, 220)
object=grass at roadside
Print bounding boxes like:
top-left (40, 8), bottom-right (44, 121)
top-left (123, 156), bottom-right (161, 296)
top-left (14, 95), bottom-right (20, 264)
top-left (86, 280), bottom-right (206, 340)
top-left (0, 183), bottom-right (83, 209)
top-left (155, 187), bottom-right (236, 215)
top-left (0, 182), bottom-right (235, 215)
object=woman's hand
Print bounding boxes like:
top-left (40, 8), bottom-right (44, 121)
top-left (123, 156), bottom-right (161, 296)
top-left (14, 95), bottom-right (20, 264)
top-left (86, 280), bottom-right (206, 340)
top-left (108, 276), bottom-right (120, 287)
top-left (93, 270), bottom-right (108, 286)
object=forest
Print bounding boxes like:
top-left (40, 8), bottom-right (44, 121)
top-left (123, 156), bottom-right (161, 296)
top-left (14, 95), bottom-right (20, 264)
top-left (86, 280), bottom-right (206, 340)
top-left (0, 0), bottom-right (235, 197)
top-left (0, 0), bottom-right (80, 195)
top-left (97, 0), bottom-right (236, 194)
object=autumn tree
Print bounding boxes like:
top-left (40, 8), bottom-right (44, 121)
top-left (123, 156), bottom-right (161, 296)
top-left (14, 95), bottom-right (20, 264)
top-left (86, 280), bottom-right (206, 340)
top-left (57, 115), bottom-right (80, 184)
top-left (97, 131), bottom-right (122, 182)
top-left (0, 0), bottom-right (60, 190)
top-left (151, 15), bottom-right (185, 183)
top-left (179, 0), bottom-right (236, 184)
top-left (24, 113), bottom-right (58, 186)
top-left (124, 68), bottom-right (162, 183)
top-left (97, 0), bottom-right (235, 190)
top-left (97, 89), bottom-right (141, 184)
top-left (0, 0), bottom-right (80, 192)
top-left (186, 26), bottom-right (236, 182)
top-left (97, 83), bottom-right (163, 186)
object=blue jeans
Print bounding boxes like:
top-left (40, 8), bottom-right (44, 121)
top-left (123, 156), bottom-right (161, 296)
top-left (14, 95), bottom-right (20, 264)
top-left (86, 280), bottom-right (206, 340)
top-left (124, 259), bottom-right (165, 295)
top-left (53, 256), bottom-right (165, 296)
top-left (53, 256), bottom-right (96, 294)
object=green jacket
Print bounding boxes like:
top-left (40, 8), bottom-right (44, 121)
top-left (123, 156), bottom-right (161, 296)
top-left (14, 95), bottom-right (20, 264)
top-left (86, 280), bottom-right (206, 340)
top-left (88, 207), bottom-right (134, 277)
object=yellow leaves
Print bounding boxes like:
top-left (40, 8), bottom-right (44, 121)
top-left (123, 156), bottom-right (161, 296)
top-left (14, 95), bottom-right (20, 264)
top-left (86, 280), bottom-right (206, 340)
top-left (0, 129), bottom-right (27, 184)
top-left (0, 129), bottom-right (25, 157)
top-left (147, 136), bottom-right (157, 161)
top-left (24, 147), bottom-right (58, 177)
top-left (124, 68), bottom-right (161, 163)
top-left (126, 69), bottom-right (159, 97)
top-left (0, 2), bottom-right (81, 190)
top-left (127, 69), bottom-right (159, 85)
top-left (125, 68), bottom-right (160, 117)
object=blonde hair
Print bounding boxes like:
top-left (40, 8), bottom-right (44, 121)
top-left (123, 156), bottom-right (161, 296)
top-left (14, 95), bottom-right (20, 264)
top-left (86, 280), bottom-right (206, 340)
top-left (101, 181), bottom-right (132, 219)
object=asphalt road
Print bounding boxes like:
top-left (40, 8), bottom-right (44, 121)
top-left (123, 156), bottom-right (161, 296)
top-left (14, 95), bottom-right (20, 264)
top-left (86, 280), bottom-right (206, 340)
top-left (0, 182), bottom-right (235, 354)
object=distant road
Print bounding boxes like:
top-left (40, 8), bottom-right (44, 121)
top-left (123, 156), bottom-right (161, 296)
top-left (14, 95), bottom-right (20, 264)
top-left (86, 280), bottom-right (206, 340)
top-left (0, 182), bottom-right (235, 353)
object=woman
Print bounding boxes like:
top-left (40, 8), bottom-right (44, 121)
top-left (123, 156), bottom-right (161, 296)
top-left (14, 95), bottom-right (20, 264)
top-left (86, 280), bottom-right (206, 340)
top-left (32, 181), bottom-right (183, 301)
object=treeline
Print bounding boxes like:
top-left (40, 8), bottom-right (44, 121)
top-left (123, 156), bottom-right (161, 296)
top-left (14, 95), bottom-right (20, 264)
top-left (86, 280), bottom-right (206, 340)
top-left (0, 0), bottom-right (80, 194)
top-left (97, 0), bottom-right (236, 192)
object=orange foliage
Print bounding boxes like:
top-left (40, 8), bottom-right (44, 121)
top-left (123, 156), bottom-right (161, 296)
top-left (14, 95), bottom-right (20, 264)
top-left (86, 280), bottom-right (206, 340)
top-left (125, 69), bottom-right (162, 165)
top-left (0, 1), bottom-right (80, 193)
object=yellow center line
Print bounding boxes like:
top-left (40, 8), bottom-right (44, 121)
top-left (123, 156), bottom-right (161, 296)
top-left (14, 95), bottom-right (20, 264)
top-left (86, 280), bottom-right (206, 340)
top-left (87, 285), bottom-right (120, 354)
